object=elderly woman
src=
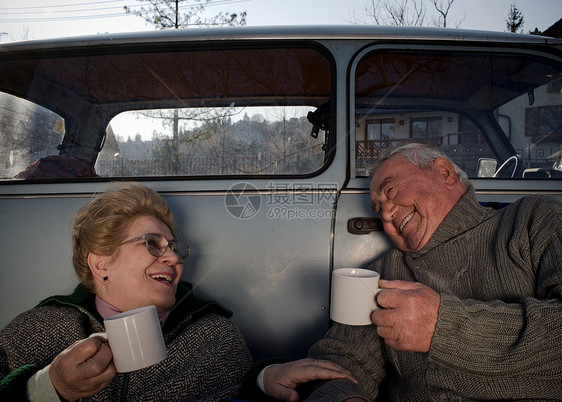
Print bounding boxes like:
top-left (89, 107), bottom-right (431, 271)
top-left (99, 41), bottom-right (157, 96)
top-left (0, 182), bottom-right (252, 401)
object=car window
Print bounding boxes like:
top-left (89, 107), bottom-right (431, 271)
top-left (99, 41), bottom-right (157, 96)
top-left (0, 45), bottom-right (333, 181)
top-left (97, 105), bottom-right (324, 177)
top-left (0, 92), bottom-right (67, 180)
top-left (354, 49), bottom-right (562, 179)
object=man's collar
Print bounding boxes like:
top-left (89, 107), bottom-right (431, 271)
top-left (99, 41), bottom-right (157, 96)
top-left (409, 187), bottom-right (494, 256)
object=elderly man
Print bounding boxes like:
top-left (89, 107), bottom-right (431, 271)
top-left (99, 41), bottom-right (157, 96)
top-left (257, 143), bottom-right (562, 401)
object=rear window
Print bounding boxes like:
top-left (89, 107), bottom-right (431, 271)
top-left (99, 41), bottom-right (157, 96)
top-left (0, 45), bottom-right (333, 180)
top-left (99, 105), bottom-right (324, 177)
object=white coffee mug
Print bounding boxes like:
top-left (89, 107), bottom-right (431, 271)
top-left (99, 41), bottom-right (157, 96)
top-left (92, 305), bottom-right (167, 372)
top-left (330, 268), bottom-right (380, 326)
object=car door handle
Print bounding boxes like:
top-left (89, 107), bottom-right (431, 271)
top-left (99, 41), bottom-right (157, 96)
top-left (347, 217), bottom-right (384, 234)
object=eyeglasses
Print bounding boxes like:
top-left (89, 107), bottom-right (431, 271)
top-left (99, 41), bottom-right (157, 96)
top-left (119, 233), bottom-right (190, 260)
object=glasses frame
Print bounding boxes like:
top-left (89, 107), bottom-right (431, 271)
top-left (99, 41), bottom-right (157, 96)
top-left (118, 233), bottom-right (190, 260)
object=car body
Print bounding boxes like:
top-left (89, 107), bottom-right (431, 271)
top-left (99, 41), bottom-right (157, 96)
top-left (1, 25), bottom-right (561, 360)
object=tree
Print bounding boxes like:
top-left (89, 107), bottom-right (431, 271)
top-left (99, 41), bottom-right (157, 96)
top-left (123, 0), bottom-right (247, 173)
top-left (431, 0), bottom-right (455, 28)
top-left (506, 3), bottom-right (524, 33)
top-left (365, 0), bottom-right (427, 26)
top-left (124, 0), bottom-right (246, 29)
top-left (358, 0), bottom-right (460, 28)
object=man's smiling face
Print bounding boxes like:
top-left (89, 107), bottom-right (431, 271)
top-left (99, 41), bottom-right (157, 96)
top-left (370, 155), bottom-right (465, 252)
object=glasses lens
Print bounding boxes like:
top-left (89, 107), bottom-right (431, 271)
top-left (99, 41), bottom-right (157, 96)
top-left (145, 234), bottom-right (190, 259)
top-left (145, 234), bottom-right (168, 257)
top-left (170, 241), bottom-right (190, 259)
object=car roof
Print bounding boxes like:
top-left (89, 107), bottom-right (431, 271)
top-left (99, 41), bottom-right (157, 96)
top-left (2, 25), bottom-right (561, 51)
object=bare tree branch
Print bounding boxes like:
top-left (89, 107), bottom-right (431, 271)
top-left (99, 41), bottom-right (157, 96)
top-left (431, 0), bottom-right (454, 28)
top-left (124, 0), bottom-right (246, 29)
top-left (366, 0), bottom-right (427, 26)
top-left (354, 0), bottom-right (461, 28)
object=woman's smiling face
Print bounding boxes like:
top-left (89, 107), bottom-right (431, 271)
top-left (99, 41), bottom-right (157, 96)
top-left (98, 215), bottom-right (184, 312)
top-left (370, 155), bottom-right (464, 252)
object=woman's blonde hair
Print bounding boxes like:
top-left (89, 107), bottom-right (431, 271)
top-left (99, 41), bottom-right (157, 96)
top-left (72, 182), bottom-right (176, 292)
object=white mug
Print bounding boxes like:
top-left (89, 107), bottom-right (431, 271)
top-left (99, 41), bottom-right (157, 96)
top-left (92, 305), bottom-right (167, 372)
top-left (330, 268), bottom-right (380, 326)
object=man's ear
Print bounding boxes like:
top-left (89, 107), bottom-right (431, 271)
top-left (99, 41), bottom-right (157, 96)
top-left (88, 253), bottom-right (109, 284)
top-left (434, 157), bottom-right (458, 188)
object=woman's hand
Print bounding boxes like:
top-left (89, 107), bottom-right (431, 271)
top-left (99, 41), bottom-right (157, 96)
top-left (263, 358), bottom-right (357, 402)
top-left (49, 336), bottom-right (116, 401)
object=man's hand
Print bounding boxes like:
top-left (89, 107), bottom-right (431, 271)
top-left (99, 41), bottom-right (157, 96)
top-left (49, 336), bottom-right (116, 401)
top-left (264, 358), bottom-right (358, 402)
top-left (372, 279), bottom-right (440, 352)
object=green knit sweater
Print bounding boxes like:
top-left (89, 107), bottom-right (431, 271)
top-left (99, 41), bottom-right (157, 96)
top-left (0, 282), bottom-right (253, 401)
top-left (308, 190), bottom-right (562, 401)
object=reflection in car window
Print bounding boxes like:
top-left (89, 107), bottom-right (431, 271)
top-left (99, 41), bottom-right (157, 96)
top-left (354, 50), bottom-right (562, 179)
top-left (0, 92), bottom-right (67, 179)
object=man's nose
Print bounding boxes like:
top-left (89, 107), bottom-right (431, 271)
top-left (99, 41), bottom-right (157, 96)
top-left (379, 201), bottom-right (397, 222)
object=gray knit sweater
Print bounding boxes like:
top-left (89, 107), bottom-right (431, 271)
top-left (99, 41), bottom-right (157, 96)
top-left (0, 282), bottom-right (253, 401)
top-left (308, 190), bottom-right (562, 401)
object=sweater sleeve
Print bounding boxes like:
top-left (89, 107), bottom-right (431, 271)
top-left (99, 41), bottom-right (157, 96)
top-left (0, 363), bottom-right (40, 400)
top-left (0, 305), bottom-right (96, 401)
top-left (305, 323), bottom-right (387, 402)
top-left (27, 364), bottom-right (60, 402)
top-left (428, 196), bottom-right (562, 399)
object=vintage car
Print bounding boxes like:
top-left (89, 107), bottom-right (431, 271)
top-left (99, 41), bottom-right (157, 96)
top-left (1, 25), bottom-right (561, 360)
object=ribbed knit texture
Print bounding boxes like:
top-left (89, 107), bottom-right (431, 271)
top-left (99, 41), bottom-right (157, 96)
top-left (0, 282), bottom-right (253, 401)
top-left (308, 190), bottom-right (562, 401)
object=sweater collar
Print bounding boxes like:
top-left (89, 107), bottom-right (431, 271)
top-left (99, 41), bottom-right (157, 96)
top-left (408, 186), bottom-right (495, 257)
top-left (37, 281), bottom-right (232, 329)
top-left (94, 296), bottom-right (170, 327)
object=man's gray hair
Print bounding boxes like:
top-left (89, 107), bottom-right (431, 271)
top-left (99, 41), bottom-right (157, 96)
top-left (368, 143), bottom-right (471, 187)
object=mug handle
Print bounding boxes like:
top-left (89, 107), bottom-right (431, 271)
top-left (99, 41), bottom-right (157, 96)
top-left (88, 332), bottom-right (108, 341)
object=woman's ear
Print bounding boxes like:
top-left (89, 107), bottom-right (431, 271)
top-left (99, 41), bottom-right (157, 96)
top-left (434, 158), bottom-right (458, 188)
top-left (88, 253), bottom-right (109, 284)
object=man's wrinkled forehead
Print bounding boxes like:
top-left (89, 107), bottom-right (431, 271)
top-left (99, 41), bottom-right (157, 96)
top-left (370, 155), bottom-right (407, 193)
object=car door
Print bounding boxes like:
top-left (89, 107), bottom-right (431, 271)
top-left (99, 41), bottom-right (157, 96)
top-left (335, 38), bottom-right (562, 288)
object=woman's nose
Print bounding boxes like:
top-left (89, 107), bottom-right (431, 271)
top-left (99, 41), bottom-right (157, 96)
top-left (159, 247), bottom-right (182, 265)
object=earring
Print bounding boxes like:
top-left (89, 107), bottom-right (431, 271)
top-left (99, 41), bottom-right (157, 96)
top-left (103, 276), bottom-right (109, 283)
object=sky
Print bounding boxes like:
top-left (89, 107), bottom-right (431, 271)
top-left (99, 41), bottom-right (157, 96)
top-left (0, 0), bottom-right (560, 43)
